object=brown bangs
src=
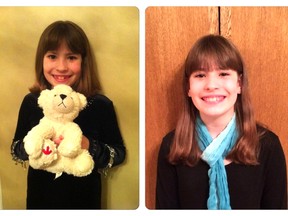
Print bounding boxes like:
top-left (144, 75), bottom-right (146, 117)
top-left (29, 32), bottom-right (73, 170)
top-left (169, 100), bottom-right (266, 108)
top-left (42, 21), bottom-right (87, 56)
top-left (185, 35), bottom-right (243, 78)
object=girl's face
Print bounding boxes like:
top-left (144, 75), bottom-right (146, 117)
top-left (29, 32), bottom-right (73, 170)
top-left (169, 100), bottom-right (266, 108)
top-left (188, 69), bottom-right (241, 123)
top-left (43, 43), bottom-right (82, 87)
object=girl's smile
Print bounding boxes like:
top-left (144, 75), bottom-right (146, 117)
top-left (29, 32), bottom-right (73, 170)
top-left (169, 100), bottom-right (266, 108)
top-left (201, 95), bottom-right (226, 103)
top-left (52, 75), bottom-right (73, 83)
top-left (43, 43), bottom-right (82, 87)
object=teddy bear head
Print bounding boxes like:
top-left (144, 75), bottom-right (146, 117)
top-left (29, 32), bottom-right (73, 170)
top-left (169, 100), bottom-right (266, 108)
top-left (38, 84), bottom-right (87, 123)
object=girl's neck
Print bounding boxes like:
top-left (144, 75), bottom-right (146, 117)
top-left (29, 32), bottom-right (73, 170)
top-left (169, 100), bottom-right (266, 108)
top-left (200, 112), bottom-right (234, 139)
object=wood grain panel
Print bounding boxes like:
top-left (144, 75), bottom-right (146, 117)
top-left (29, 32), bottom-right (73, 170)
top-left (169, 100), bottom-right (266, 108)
top-left (145, 7), bottom-right (218, 209)
top-left (223, 7), bottom-right (288, 172)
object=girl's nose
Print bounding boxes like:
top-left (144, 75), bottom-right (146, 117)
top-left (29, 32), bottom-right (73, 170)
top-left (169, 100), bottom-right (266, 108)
top-left (56, 59), bottom-right (68, 71)
top-left (205, 75), bottom-right (219, 90)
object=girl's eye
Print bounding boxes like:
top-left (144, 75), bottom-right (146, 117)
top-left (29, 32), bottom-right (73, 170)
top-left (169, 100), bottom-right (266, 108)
top-left (47, 54), bottom-right (57, 60)
top-left (194, 73), bottom-right (205, 78)
top-left (68, 56), bottom-right (78, 60)
top-left (219, 72), bottom-right (230, 77)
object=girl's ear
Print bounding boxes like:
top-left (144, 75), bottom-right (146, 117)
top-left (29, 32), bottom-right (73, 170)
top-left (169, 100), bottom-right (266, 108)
top-left (186, 76), bottom-right (191, 97)
top-left (187, 86), bottom-right (192, 97)
top-left (237, 74), bottom-right (242, 94)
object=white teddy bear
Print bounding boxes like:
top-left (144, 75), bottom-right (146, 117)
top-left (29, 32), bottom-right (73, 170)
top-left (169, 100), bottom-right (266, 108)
top-left (24, 84), bottom-right (94, 178)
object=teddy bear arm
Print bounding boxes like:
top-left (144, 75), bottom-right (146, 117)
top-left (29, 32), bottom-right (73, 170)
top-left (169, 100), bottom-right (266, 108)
top-left (57, 124), bottom-right (82, 157)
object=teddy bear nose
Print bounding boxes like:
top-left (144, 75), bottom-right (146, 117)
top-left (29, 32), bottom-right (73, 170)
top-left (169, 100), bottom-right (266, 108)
top-left (60, 94), bottom-right (67, 100)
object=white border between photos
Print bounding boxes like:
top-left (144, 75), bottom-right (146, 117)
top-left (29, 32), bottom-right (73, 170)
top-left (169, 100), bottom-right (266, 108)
top-left (0, 0), bottom-right (287, 216)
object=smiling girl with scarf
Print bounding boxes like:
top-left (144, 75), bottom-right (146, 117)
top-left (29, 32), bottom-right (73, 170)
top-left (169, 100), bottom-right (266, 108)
top-left (156, 34), bottom-right (287, 209)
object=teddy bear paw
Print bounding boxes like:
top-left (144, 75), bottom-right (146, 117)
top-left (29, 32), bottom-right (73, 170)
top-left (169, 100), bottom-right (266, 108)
top-left (29, 139), bottom-right (58, 169)
top-left (41, 139), bottom-right (58, 163)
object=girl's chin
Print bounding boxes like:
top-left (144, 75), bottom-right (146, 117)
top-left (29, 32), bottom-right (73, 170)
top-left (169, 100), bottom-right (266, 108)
top-left (52, 82), bottom-right (70, 86)
top-left (199, 109), bottom-right (235, 120)
top-left (55, 81), bottom-right (70, 85)
top-left (52, 79), bottom-right (74, 86)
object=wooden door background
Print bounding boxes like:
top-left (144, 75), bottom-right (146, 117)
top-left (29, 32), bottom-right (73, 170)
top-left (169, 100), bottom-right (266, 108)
top-left (145, 7), bottom-right (288, 209)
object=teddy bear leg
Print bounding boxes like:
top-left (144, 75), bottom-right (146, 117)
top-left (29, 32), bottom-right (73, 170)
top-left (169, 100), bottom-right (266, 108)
top-left (57, 129), bottom-right (82, 158)
top-left (63, 151), bottom-right (94, 177)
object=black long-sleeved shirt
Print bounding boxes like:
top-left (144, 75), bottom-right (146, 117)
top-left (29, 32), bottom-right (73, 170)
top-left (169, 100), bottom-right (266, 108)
top-left (11, 92), bottom-right (126, 209)
top-left (156, 128), bottom-right (287, 209)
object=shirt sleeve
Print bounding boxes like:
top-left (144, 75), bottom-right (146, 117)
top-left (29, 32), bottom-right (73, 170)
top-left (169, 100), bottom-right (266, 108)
top-left (260, 131), bottom-right (287, 209)
top-left (11, 94), bottom-right (39, 162)
top-left (156, 131), bottom-right (180, 209)
top-left (82, 95), bottom-right (126, 170)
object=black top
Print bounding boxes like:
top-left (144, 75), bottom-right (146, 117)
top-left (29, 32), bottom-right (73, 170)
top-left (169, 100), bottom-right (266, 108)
top-left (11, 92), bottom-right (126, 209)
top-left (156, 127), bottom-right (287, 209)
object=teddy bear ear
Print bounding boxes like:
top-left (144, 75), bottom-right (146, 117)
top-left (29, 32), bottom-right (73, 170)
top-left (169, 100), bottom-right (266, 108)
top-left (78, 93), bottom-right (87, 110)
top-left (38, 89), bottom-right (51, 108)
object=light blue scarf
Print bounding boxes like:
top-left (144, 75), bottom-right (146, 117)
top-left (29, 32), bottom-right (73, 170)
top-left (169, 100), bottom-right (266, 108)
top-left (195, 113), bottom-right (238, 209)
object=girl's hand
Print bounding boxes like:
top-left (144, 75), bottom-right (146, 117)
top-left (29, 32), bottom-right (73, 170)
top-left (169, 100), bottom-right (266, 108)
top-left (53, 135), bottom-right (64, 146)
top-left (81, 135), bottom-right (90, 150)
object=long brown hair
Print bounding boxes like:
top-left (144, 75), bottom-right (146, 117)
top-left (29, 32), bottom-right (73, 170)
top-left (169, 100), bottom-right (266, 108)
top-left (168, 34), bottom-right (260, 166)
top-left (30, 20), bottom-right (101, 97)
